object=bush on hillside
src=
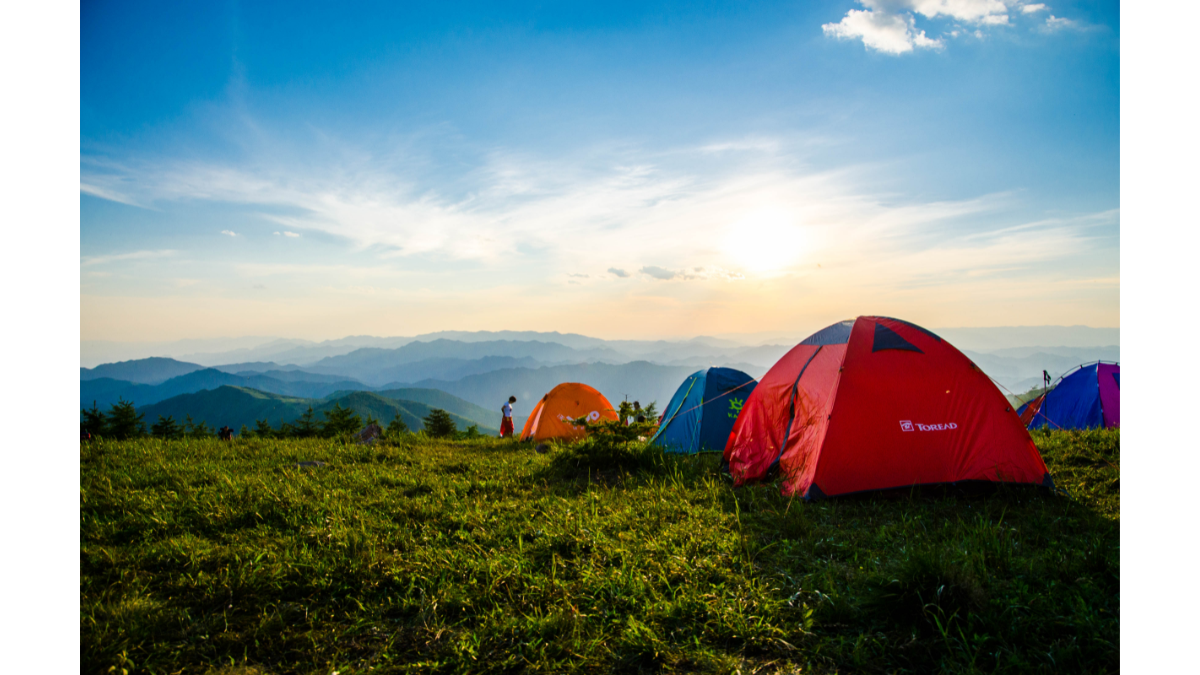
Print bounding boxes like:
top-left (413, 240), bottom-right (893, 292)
top-left (293, 407), bottom-right (320, 438)
top-left (551, 410), bottom-right (662, 475)
top-left (182, 416), bottom-right (213, 438)
top-left (423, 408), bottom-right (457, 438)
top-left (456, 424), bottom-right (482, 441)
top-left (254, 419), bottom-right (276, 439)
top-left (81, 401), bottom-right (107, 438)
top-left (386, 413), bottom-right (409, 436)
top-left (106, 399), bottom-right (146, 440)
top-left (321, 403), bottom-right (362, 438)
top-left (151, 415), bottom-right (181, 439)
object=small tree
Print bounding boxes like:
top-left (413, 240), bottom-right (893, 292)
top-left (189, 419), bottom-right (214, 438)
top-left (254, 419), bottom-right (275, 439)
top-left (151, 415), bottom-right (181, 439)
top-left (457, 424), bottom-right (481, 440)
top-left (386, 413), bottom-right (409, 436)
top-left (81, 401), bottom-right (107, 438)
top-left (322, 403), bottom-right (362, 438)
top-left (423, 408), bottom-right (457, 438)
top-left (238, 424), bottom-right (252, 439)
top-left (294, 407), bottom-right (320, 438)
top-left (106, 398), bottom-right (146, 440)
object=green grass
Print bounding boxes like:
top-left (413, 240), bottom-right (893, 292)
top-left (81, 429), bottom-right (1118, 674)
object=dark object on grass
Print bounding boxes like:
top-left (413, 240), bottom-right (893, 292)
top-left (356, 423), bottom-right (383, 444)
top-left (295, 461), bottom-right (327, 468)
top-left (535, 443), bottom-right (550, 454)
top-left (218, 426), bottom-right (234, 441)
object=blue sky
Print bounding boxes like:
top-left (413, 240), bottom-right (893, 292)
top-left (80, 0), bottom-right (1119, 342)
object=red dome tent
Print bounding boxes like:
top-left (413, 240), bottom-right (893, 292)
top-left (723, 316), bottom-right (1053, 499)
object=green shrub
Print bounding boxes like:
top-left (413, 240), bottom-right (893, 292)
top-left (423, 408), bottom-right (457, 438)
top-left (321, 403), bottom-right (362, 438)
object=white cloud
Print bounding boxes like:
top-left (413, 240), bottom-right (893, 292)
top-left (81, 249), bottom-right (177, 267)
top-left (823, 9), bottom-right (942, 54)
top-left (824, 1), bottom-right (1077, 53)
top-left (273, 231), bottom-right (301, 238)
top-left (896, 0), bottom-right (1009, 24)
top-left (220, 230), bottom-right (237, 237)
top-left (608, 268), bottom-right (630, 278)
top-left (1045, 14), bottom-right (1076, 31)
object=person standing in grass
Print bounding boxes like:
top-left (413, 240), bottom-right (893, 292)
top-left (500, 396), bottom-right (516, 438)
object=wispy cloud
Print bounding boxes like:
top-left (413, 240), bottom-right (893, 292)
top-left (1021, 3), bottom-right (1047, 13)
top-left (81, 249), bottom-right (178, 267)
top-left (220, 230), bottom-right (237, 237)
top-left (640, 266), bottom-right (677, 280)
top-left (78, 131), bottom-right (1109, 296)
top-left (1044, 14), bottom-right (1076, 31)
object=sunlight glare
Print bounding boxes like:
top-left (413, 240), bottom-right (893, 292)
top-left (723, 207), bottom-right (806, 273)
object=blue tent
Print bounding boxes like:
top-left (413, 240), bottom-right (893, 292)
top-left (650, 367), bottom-right (757, 454)
top-left (1018, 362), bottom-right (1120, 430)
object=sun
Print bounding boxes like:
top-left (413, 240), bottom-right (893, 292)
top-left (723, 207), bottom-right (807, 273)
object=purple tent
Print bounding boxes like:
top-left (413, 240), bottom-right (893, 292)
top-left (1019, 362), bottom-right (1119, 430)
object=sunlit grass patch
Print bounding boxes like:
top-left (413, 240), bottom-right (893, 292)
top-left (81, 430), bottom-right (1118, 673)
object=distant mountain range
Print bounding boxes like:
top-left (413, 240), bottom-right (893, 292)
top-left (81, 326), bottom-right (1120, 369)
top-left (80, 328), bottom-right (1119, 434)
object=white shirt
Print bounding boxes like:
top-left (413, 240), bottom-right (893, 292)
top-left (502, 402), bottom-right (513, 418)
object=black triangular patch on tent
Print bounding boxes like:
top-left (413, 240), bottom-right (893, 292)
top-left (1041, 472), bottom-right (1056, 490)
top-left (804, 483), bottom-right (828, 501)
top-left (889, 317), bottom-right (943, 342)
top-left (872, 322), bottom-right (923, 353)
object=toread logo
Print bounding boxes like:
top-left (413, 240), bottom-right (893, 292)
top-left (901, 420), bottom-right (958, 432)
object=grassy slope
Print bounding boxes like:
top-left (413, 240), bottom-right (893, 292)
top-left (81, 429), bottom-right (1118, 674)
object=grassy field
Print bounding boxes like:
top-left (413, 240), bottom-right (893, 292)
top-left (81, 428), bottom-right (1118, 674)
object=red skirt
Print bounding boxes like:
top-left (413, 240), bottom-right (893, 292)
top-left (500, 417), bottom-right (514, 438)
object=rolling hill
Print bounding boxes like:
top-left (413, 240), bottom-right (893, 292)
top-left (81, 368), bottom-right (370, 410)
top-left (138, 386), bottom-right (497, 435)
top-left (372, 387), bottom-right (505, 430)
top-left (80, 357), bottom-right (204, 385)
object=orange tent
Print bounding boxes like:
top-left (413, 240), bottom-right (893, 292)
top-left (520, 383), bottom-right (619, 442)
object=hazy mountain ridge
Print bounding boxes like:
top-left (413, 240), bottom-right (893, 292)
top-left (81, 357), bottom-right (205, 385)
top-left (82, 326), bottom-right (1119, 369)
top-left (137, 386), bottom-right (496, 435)
top-left (81, 368), bottom-right (369, 411)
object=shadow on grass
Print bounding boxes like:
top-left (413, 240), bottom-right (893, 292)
top-left (712, 434), bottom-right (1119, 673)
